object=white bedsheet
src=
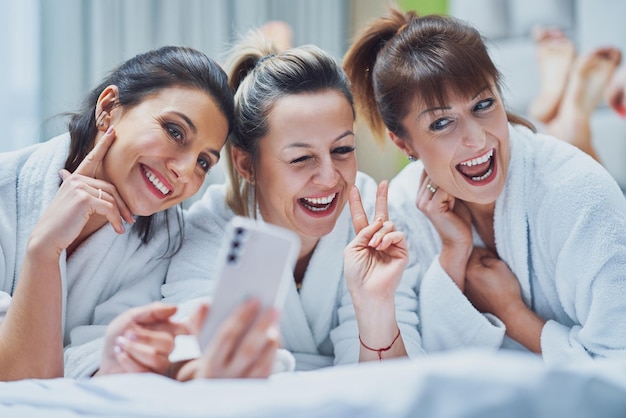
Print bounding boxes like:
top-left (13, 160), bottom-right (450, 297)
top-left (1, 349), bottom-right (625, 418)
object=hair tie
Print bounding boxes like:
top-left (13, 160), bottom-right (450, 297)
top-left (256, 53), bottom-right (276, 67)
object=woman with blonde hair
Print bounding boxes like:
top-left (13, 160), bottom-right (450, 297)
top-left (163, 31), bottom-right (423, 370)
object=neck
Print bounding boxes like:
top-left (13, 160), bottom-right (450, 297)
top-left (465, 200), bottom-right (497, 253)
top-left (294, 235), bottom-right (319, 285)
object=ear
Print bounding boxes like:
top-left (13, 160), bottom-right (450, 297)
top-left (387, 129), bottom-right (418, 160)
top-left (231, 145), bottom-right (254, 183)
top-left (94, 85), bottom-right (120, 132)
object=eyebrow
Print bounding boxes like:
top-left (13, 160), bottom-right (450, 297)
top-left (210, 149), bottom-right (221, 161)
top-left (286, 130), bottom-right (354, 149)
top-left (417, 85), bottom-right (492, 118)
top-left (174, 111), bottom-right (197, 135)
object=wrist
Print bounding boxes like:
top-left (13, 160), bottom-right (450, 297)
top-left (26, 234), bottom-right (63, 263)
top-left (359, 326), bottom-right (401, 361)
top-left (438, 245), bottom-right (471, 290)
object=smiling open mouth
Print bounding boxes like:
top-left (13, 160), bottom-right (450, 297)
top-left (143, 166), bottom-right (171, 196)
top-left (456, 149), bottom-right (495, 182)
top-left (299, 193), bottom-right (337, 212)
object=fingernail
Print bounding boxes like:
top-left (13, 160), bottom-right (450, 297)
top-left (115, 336), bottom-right (128, 347)
top-left (266, 326), bottom-right (280, 342)
top-left (114, 344), bottom-right (123, 354)
top-left (106, 126), bottom-right (113, 135)
top-left (124, 332), bottom-right (138, 341)
top-left (368, 236), bottom-right (379, 247)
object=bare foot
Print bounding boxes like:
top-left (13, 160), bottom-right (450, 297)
top-left (528, 27), bottom-right (576, 124)
top-left (547, 46), bottom-right (622, 162)
top-left (604, 67), bottom-right (626, 118)
top-left (259, 21), bottom-right (293, 51)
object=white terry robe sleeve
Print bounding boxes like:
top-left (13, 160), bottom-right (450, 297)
top-left (390, 161), bottom-right (505, 353)
top-left (419, 256), bottom-right (505, 351)
top-left (531, 160), bottom-right (626, 364)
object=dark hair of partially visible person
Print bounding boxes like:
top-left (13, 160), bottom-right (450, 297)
top-left (64, 46), bottom-right (235, 253)
top-left (223, 31), bottom-right (355, 217)
top-left (343, 8), bottom-right (534, 143)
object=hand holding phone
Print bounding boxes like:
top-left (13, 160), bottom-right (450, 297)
top-left (197, 216), bottom-right (300, 350)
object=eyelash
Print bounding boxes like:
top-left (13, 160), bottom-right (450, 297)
top-left (289, 146), bottom-right (355, 164)
top-left (474, 98), bottom-right (495, 112)
top-left (428, 98), bottom-right (496, 131)
top-left (166, 123), bottom-right (184, 142)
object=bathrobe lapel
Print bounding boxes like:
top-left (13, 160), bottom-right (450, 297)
top-left (279, 206), bottom-right (351, 354)
top-left (494, 125), bottom-right (532, 307)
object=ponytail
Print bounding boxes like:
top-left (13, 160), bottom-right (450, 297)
top-left (344, 8), bottom-right (417, 142)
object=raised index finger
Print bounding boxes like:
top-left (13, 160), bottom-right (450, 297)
top-left (74, 126), bottom-right (115, 176)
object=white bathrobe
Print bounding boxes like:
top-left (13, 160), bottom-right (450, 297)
top-left (0, 134), bottom-right (178, 378)
top-left (389, 123), bottom-right (626, 364)
top-left (163, 171), bottom-right (423, 370)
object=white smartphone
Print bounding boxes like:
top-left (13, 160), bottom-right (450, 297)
top-left (197, 216), bottom-right (300, 350)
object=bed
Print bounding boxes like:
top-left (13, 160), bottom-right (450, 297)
top-left (1, 349), bottom-right (625, 418)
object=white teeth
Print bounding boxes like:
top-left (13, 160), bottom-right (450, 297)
top-left (459, 149), bottom-right (494, 167)
top-left (302, 193), bottom-right (336, 205)
top-left (305, 205), bottom-right (328, 212)
top-left (301, 193), bottom-right (337, 212)
top-left (471, 167), bottom-right (493, 182)
top-left (144, 168), bottom-right (171, 195)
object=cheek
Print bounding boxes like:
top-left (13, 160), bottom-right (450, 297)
top-left (186, 176), bottom-right (206, 197)
top-left (338, 157), bottom-right (357, 181)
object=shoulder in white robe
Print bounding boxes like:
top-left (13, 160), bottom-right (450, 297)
top-left (0, 134), bottom-right (178, 378)
top-left (389, 123), bottom-right (626, 363)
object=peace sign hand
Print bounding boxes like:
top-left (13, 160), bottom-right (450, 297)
top-left (344, 181), bottom-right (409, 303)
top-left (31, 127), bottom-right (134, 256)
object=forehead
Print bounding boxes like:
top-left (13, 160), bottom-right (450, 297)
top-left (265, 90), bottom-right (354, 144)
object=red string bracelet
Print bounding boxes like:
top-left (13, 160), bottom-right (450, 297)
top-left (358, 328), bottom-right (401, 360)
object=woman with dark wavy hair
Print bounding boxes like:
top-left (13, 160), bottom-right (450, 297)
top-left (0, 45), bottom-right (234, 380)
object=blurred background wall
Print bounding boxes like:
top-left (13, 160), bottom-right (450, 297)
top-left (1, 0), bottom-right (624, 192)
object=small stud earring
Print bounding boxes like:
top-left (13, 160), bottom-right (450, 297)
top-left (408, 155), bottom-right (417, 162)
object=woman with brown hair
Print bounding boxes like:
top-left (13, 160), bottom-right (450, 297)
top-left (344, 9), bottom-right (626, 363)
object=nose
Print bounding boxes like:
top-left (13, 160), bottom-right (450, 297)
top-left (167, 152), bottom-right (197, 183)
top-left (313, 156), bottom-right (339, 187)
top-left (461, 119), bottom-right (487, 149)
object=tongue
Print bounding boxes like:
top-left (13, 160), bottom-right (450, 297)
top-left (457, 160), bottom-right (490, 178)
